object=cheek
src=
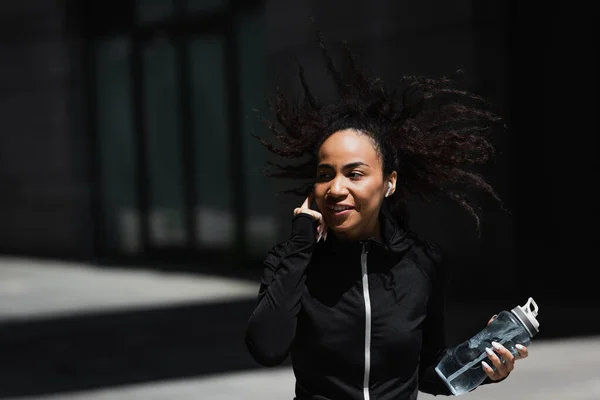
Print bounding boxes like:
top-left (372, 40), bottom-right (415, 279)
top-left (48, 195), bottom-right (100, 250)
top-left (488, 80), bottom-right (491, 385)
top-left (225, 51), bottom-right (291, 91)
top-left (314, 188), bottom-right (327, 209)
top-left (355, 186), bottom-right (383, 209)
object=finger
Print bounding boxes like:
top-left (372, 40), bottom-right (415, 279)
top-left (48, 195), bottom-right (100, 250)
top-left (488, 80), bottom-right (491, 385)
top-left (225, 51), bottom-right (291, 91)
top-left (316, 214), bottom-right (327, 242)
top-left (485, 346), bottom-right (509, 377)
top-left (315, 215), bottom-right (325, 242)
top-left (294, 207), bottom-right (315, 218)
top-left (515, 344), bottom-right (529, 359)
top-left (481, 361), bottom-right (499, 380)
top-left (294, 207), bottom-right (309, 216)
top-left (315, 214), bottom-right (324, 234)
top-left (487, 314), bottom-right (498, 326)
top-left (296, 208), bottom-right (324, 229)
top-left (492, 342), bottom-right (515, 371)
top-left (300, 195), bottom-right (311, 210)
top-left (317, 219), bottom-right (328, 242)
top-left (298, 209), bottom-right (320, 222)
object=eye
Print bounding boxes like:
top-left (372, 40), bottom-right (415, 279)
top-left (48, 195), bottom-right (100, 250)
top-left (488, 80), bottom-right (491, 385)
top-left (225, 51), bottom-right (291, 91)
top-left (316, 173), bottom-right (332, 181)
top-left (348, 171), bottom-right (363, 179)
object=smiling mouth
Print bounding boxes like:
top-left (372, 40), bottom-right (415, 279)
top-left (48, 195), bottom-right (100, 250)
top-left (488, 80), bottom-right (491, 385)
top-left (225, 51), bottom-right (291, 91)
top-left (327, 205), bottom-right (354, 213)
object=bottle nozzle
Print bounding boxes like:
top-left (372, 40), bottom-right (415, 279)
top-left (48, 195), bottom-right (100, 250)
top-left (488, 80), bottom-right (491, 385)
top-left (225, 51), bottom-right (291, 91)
top-left (523, 297), bottom-right (539, 317)
top-left (512, 297), bottom-right (540, 337)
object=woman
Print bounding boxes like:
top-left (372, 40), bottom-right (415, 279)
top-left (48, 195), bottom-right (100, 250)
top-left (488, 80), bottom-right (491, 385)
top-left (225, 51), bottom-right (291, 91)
top-left (245, 39), bottom-right (528, 399)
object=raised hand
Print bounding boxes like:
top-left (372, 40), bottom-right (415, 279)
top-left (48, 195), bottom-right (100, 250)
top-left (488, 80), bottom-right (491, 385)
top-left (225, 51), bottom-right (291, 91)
top-left (293, 192), bottom-right (327, 242)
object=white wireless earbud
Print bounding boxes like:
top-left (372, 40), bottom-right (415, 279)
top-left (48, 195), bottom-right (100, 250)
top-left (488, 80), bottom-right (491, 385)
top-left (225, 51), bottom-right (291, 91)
top-left (385, 182), bottom-right (393, 197)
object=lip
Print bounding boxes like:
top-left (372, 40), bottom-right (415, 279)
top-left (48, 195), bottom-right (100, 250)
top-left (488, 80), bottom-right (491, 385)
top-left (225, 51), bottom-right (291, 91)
top-left (326, 205), bottom-right (355, 217)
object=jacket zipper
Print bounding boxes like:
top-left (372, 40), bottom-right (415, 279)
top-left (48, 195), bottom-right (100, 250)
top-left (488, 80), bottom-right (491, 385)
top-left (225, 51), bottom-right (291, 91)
top-left (361, 242), bottom-right (371, 400)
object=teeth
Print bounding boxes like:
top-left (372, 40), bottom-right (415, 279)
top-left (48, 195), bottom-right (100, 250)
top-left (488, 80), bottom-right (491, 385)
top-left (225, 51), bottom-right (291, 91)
top-left (329, 206), bottom-right (352, 211)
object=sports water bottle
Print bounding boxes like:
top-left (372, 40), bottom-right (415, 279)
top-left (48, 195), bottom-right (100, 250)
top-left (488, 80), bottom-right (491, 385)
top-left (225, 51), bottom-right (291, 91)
top-left (434, 297), bottom-right (540, 396)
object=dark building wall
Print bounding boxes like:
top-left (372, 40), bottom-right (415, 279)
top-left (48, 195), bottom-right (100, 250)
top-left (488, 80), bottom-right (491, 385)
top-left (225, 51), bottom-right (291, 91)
top-left (505, 3), bottom-right (598, 305)
top-left (0, 0), bottom-right (92, 258)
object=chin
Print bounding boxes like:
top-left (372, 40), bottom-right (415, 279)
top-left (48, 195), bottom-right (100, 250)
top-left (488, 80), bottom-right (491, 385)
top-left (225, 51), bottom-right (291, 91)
top-left (328, 221), bottom-right (356, 234)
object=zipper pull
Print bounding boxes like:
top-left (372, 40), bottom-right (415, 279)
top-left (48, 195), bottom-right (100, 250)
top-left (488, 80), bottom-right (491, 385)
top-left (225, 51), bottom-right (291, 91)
top-left (362, 241), bottom-right (370, 254)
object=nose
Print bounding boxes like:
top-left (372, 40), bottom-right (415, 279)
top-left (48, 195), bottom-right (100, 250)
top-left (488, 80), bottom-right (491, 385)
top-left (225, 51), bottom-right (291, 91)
top-left (327, 176), bottom-right (349, 198)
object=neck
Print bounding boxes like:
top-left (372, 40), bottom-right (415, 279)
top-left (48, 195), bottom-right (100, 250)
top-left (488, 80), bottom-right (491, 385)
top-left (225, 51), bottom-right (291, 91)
top-left (334, 217), bottom-right (382, 243)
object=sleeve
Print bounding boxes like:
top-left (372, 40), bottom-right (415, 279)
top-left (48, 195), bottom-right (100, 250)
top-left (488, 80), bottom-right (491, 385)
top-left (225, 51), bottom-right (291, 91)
top-left (417, 242), bottom-right (453, 396)
top-left (417, 243), bottom-right (507, 396)
top-left (244, 213), bottom-right (317, 367)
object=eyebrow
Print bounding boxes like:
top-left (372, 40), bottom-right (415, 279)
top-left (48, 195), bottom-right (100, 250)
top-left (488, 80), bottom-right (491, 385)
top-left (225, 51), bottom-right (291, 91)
top-left (317, 161), bottom-right (370, 170)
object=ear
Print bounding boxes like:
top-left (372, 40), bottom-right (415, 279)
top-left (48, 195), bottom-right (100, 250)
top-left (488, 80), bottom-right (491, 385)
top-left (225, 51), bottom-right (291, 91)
top-left (385, 171), bottom-right (397, 197)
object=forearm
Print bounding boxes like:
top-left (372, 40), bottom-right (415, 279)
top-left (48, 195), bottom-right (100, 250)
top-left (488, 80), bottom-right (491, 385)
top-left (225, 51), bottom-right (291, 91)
top-left (245, 214), bottom-right (316, 366)
top-left (419, 350), bottom-right (453, 396)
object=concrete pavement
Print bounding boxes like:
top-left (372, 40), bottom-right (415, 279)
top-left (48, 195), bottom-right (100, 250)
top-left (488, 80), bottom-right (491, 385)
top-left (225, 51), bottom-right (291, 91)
top-left (4, 336), bottom-right (599, 400)
top-left (1, 256), bottom-right (598, 400)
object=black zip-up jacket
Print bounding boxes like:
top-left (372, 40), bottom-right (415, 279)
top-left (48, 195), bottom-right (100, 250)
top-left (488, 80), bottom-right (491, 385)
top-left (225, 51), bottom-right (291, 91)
top-left (246, 204), bottom-right (495, 399)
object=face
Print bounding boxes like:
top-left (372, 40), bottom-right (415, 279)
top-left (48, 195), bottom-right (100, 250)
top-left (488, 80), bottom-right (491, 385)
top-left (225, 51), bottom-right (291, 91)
top-left (314, 129), bottom-right (397, 241)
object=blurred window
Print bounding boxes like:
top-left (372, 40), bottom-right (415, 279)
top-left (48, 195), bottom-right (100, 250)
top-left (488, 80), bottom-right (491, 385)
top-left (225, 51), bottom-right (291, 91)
top-left (91, 1), bottom-right (271, 259)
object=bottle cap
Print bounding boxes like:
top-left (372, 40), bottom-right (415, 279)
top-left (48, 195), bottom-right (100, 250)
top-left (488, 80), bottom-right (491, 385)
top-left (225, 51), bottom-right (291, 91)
top-left (511, 297), bottom-right (540, 337)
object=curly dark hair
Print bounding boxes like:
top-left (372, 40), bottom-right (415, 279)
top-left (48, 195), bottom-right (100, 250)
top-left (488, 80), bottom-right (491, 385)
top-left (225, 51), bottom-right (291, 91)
top-left (253, 34), bottom-right (505, 234)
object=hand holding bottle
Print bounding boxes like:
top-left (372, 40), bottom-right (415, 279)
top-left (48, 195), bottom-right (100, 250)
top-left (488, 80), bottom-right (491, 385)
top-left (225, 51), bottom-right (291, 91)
top-left (480, 315), bottom-right (530, 381)
top-left (435, 297), bottom-right (539, 395)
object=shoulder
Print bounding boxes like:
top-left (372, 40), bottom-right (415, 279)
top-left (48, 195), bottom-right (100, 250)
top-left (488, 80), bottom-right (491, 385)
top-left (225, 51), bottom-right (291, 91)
top-left (404, 231), bottom-right (445, 285)
top-left (404, 230), bottom-right (444, 264)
